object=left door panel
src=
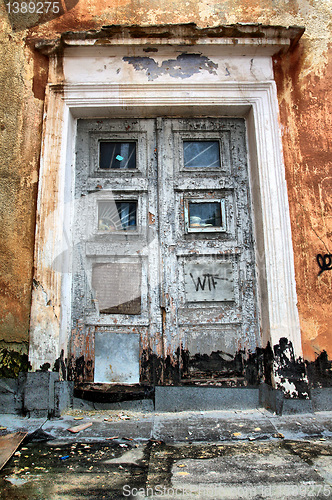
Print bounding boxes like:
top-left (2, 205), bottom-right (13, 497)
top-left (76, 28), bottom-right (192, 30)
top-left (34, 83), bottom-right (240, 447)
top-left (71, 119), bottom-right (160, 385)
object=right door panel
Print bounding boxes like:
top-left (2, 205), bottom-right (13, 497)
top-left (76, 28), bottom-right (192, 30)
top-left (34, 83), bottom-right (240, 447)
top-left (159, 118), bottom-right (260, 383)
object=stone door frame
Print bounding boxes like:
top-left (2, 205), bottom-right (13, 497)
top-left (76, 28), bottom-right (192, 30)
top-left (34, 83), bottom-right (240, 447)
top-left (29, 26), bottom-right (304, 388)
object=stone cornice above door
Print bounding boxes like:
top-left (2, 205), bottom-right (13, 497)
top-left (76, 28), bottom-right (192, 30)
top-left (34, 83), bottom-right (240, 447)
top-left (32, 22), bottom-right (305, 56)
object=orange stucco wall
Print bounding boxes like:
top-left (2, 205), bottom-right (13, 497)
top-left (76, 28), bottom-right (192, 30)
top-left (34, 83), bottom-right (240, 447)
top-left (0, 0), bottom-right (331, 361)
top-left (274, 44), bottom-right (332, 361)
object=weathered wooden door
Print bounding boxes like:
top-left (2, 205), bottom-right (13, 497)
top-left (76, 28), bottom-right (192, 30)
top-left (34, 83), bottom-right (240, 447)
top-left (72, 117), bottom-right (259, 385)
top-left (158, 118), bottom-right (259, 384)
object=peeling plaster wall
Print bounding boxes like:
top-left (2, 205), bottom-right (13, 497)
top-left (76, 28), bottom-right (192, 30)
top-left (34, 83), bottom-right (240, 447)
top-left (273, 43), bottom-right (332, 362)
top-left (0, 6), bottom-right (47, 348)
top-left (0, 0), bottom-right (331, 367)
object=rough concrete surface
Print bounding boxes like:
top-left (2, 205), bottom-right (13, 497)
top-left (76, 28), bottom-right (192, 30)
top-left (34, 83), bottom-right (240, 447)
top-left (0, 409), bottom-right (332, 499)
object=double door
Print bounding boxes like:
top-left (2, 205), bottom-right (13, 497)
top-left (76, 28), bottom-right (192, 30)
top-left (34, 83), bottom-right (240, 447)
top-left (72, 117), bottom-right (259, 385)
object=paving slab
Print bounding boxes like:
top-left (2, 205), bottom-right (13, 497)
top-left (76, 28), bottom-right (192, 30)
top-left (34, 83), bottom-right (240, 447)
top-left (152, 410), bottom-right (277, 443)
top-left (1, 440), bottom-right (149, 499)
top-left (271, 413), bottom-right (332, 440)
top-left (155, 387), bottom-right (260, 411)
top-left (1, 424), bottom-right (332, 499)
top-left (42, 412), bottom-right (154, 443)
top-left (145, 441), bottom-right (332, 500)
top-left (0, 409), bottom-right (332, 445)
top-left (0, 416), bottom-right (47, 436)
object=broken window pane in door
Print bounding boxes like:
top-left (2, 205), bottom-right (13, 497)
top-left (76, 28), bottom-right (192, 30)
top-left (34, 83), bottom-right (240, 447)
top-left (99, 142), bottom-right (136, 169)
top-left (186, 200), bottom-right (226, 231)
top-left (183, 141), bottom-right (220, 169)
top-left (189, 201), bottom-right (221, 227)
top-left (98, 201), bottom-right (137, 231)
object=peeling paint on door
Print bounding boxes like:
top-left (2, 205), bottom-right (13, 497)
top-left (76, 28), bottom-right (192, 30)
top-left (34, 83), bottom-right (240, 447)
top-left (71, 117), bottom-right (259, 387)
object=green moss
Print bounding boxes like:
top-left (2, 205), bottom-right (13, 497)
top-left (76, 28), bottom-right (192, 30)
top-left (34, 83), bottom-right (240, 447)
top-left (0, 348), bottom-right (31, 378)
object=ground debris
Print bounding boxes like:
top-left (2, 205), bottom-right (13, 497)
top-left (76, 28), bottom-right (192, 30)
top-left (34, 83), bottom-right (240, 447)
top-left (67, 422), bottom-right (92, 434)
top-left (26, 429), bottom-right (55, 443)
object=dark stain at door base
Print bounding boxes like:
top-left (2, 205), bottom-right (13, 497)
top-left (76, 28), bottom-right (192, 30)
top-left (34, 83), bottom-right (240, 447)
top-left (141, 348), bottom-right (182, 386)
top-left (53, 339), bottom-right (332, 399)
top-left (306, 350), bottom-right (332, 388)
top-left (140, 344), bottom-right (274, 388)
top-left (182, 348), bottom-right (269, 387)
top-left (74, 383), bottom-right (154, 403)
top-left (66, 355), bottom-right (94, 385)
top-left (273, 337), bottom-right (309, 398)
top-left (53, 349), bottom-right (67, 379)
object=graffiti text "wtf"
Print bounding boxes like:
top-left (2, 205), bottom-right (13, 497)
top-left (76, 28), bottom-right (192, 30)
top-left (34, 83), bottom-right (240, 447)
top-left (190, 273), bottom-right (226, 291)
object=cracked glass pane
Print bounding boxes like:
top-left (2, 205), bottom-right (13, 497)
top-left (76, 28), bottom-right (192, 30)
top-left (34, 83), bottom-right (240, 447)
top-left (99, 142), bottom-right (136, 169)
top-left (98, 201), bottom-right (137, 231)
top-left (183, 141), bottom-right (220, 169)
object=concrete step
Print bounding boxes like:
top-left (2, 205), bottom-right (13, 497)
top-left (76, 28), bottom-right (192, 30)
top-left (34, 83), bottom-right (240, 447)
top-left (155, 386), bottom-right (260, 412)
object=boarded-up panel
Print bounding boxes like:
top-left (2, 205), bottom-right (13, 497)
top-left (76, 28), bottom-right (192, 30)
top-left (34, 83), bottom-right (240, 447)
top-left (92, 263), bottom-right (141, 314)
top-left (94, 331), bottom-right (140, 384)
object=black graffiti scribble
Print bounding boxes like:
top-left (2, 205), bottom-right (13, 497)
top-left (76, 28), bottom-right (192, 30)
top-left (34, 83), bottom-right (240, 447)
top-left (317, 253), bottom-right (332, 276)
top-left (190, 273), bottom-right (226, 291)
